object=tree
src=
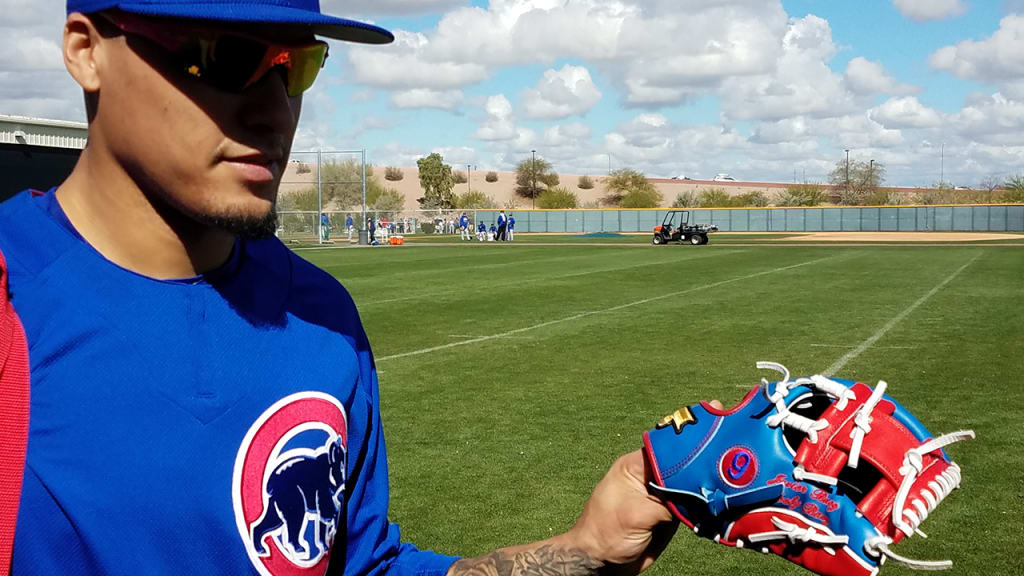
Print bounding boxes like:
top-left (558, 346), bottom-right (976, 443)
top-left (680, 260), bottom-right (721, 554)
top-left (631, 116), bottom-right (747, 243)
top-left (515, 156), bottom-right (557, 199)
top-left (578, 175), bottom-right (595, 190)
top-left (417, 153), bottom-right (455, 209)
top-left (536, 186), bottom-right (579, 209)
top-left (454, 190), bottom-right (497, 209)
top-left (368, 187), bottom-right (405, 218)
top-left (829, 158), bottom-right (885, 205)
top-left (384, 166), bottom-right (404, 181)
top-left (1004, 175), bottom-right (1024, 203)
top-left (601, 168), bottom-right (661, 207)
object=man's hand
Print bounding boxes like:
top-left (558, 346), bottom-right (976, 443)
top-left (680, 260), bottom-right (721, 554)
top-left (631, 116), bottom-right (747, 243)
top-left (566, 450), bottom-right (676, 572)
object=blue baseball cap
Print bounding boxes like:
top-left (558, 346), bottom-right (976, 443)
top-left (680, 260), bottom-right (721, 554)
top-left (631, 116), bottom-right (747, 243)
top-left (66, 0), bottom-right (394, 44)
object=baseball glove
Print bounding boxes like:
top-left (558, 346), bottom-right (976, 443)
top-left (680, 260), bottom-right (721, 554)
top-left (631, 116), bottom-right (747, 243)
top-left (643, 362), bottom-right (974, 576)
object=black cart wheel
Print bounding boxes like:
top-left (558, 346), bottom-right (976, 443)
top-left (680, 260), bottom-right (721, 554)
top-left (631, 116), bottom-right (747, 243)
top-left (689, 234), bottom-right (702, 245)
top-left (699, 234), bottom-right (709, 245)
top-left (652, 235), bottom-right (663, 245)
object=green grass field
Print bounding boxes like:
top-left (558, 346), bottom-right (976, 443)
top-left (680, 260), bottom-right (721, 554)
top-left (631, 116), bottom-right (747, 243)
top-left (300, 242), bottom-right (1023, 575)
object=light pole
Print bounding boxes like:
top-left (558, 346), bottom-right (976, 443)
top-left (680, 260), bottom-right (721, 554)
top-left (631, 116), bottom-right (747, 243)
top-left (940, 142), bottom-right (945, 186)
top-left (531, 149), bottom-right (537, 209)
top-left (467, 164), bottom-right (472, 194)
top-left (869, 159), bottom-right (874, 188)
top-left (845, 149), bottom-right (850, 195)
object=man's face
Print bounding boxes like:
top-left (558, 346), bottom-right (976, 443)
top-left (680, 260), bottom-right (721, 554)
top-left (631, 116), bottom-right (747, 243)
top-left (91, 16), bottom-right (309, 237)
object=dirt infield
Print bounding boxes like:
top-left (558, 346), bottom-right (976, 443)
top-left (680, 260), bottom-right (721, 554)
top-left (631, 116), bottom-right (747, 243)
top-left (785, 231), bottom-right (1024, 242)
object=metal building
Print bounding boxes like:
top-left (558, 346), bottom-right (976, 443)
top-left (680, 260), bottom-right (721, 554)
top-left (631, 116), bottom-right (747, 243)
top-left (1, 114), bottom-right (88, 201)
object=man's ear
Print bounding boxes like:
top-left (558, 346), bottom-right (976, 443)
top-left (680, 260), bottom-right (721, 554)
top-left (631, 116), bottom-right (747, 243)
top-left (63, 13), bottom-right (107, 93)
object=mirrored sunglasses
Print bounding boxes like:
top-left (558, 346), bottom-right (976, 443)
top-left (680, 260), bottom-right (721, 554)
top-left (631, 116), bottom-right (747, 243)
top-left (96, 11), bottom-right (329, 97)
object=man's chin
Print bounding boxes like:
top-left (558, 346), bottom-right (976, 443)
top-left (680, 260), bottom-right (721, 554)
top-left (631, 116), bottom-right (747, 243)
top-left (197, 207), bottom-right (279, 240)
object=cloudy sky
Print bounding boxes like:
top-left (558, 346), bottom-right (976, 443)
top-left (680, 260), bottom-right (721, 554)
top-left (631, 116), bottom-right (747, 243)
top-left (4, 0), bottom-right (1024, 187)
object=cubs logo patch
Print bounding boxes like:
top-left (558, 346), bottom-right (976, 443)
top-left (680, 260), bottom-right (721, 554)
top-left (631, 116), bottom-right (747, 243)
top-left (718, 446), bottom-right (757, 488)
top-left (233, 392), bottom-right (348, 576)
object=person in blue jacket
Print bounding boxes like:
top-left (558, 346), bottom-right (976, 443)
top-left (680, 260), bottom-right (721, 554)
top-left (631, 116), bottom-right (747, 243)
top-left (508, 214), bottom-right (516, 241)
top-left (346, 213), bottom-right (355, 242)
top-left (489, 223), bottom-right (498, 241)
top-left (0, 2), bottom-right (680, 575)
top-left (496, 210), bottom-right (507, 241)
top-left (477, 220), bottom-right (487, 242)
top-left (459, 212), bottom-right (470, 241)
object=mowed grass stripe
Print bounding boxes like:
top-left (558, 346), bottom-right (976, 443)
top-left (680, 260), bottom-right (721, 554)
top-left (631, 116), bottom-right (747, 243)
top-left (824, 251), bottom-right (985, 376)
top-left (360, 248), bottom-right (749, 307)
top-left (376, 254), bottom-right (844, 362)
top-left (310, 246), bottom-right (655, 284)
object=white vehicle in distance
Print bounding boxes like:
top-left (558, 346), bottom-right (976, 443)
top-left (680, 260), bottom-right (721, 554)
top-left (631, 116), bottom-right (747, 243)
top-left (713, 173), bottom-right (736, 182)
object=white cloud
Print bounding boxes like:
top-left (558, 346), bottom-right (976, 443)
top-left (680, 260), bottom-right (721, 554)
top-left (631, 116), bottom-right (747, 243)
top-left (930, 15), bottom-right (1024, 91)
top-left (348, 0), bottom-right (788, 107)
top-left (870, 96), bottom-right (943, 128)
top-left (952, 92), bottom-right (1024, 145)
top-left (893, 0), bottom-right (967, 22)
top-left (391, 88), bottom-right (464, 110)
top-left (719, 15), bottom-right (857, 121)
top-left (474, 94), bottom-right (519, 141)
top-left (844, 57), bottom-right (918, 95)
top-left (347, 30), bottom-right (489, 90)
top-left (521, 65), bottom-right (602, 120)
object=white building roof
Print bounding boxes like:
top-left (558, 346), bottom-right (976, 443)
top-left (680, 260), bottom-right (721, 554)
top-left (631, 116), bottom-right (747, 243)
top-left (0, 114), bottom-right (88, 150)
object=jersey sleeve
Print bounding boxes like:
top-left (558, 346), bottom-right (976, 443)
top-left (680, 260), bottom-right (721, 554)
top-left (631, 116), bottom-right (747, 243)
top-left (334, 299), bottom-right (459, 576)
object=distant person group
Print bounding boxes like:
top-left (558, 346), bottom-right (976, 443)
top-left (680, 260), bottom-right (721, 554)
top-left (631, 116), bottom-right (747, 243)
top-left (461, 210), bottom-right (515, 242)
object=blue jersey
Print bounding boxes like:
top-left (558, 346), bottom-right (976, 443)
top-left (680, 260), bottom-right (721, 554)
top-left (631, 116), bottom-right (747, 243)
top-left (0, 190), bottom-right (457, 576)
top-left (497, 214), bottom-right (506, 226)
top-left (478, 222), bottom-right (486, 232)
top-left (508, 218), bottom-right (515, 230)
top-left (459, 216), bottom-right (468, 228)
top-left (346, 217), bottom-right (354, 227)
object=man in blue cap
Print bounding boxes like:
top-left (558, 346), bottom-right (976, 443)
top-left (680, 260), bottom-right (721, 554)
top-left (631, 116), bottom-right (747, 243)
top-left (0, 2), bottom-right (678, 575)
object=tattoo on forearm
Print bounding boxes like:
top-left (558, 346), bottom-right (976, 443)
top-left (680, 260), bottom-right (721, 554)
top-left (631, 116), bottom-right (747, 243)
top-left (449, 545), bottom-right (603, 576)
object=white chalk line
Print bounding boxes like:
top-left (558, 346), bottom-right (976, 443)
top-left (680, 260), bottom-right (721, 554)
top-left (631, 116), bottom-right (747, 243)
top-left (377, 254), bottom-right (843, 362)
top-left (824, 251), bottom-right (983, 376)
top-left (362, 248), bottom-right (748, 306)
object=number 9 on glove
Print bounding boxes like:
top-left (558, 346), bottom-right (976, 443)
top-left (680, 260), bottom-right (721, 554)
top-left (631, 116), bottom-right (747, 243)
top-left (642, 362), bottom-right (974, 576)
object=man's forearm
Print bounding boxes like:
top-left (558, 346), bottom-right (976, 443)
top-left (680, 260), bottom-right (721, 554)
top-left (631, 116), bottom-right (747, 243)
top-left (446, 537), bottom-right (603, 576)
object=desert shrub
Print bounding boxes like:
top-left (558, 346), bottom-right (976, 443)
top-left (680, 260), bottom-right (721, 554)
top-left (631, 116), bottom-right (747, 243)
top-left (384, 166), bottom-right (404, 181)
top-left (578, 175), bottom-right (595, 190)
top-left (453, 171), bottom-right (468, 184)
top-left (485, 171), bottom-right (499, 183)
top-left (603, 168), bottom-right (660, 206)
top-left (419, 222), bottom-right (436, 234)
top-left (537, 186), bottom-right (580, 209)
top-left (296, 162), bottom-right (311, 175)
top-left (454, 190), bottom-right (498, 209)
top-left (778, 183), bottom-right (827, 206)
top-left (735, 191), bottom-right (769, 207)
top-left (672, 191), bottom-right (698, 207)
top-left (620, 187), bottom-right (663, 208)
top-left (697, 188), bottom-right (732, 207)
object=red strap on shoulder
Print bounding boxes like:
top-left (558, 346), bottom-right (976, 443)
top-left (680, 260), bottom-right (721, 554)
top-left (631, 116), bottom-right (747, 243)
top-left (0, 250), bottom-right (30, 576)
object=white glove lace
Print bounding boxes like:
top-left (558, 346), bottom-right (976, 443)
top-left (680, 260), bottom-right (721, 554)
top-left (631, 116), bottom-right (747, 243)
top-left (746, 517), bottom-right (848, 555)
